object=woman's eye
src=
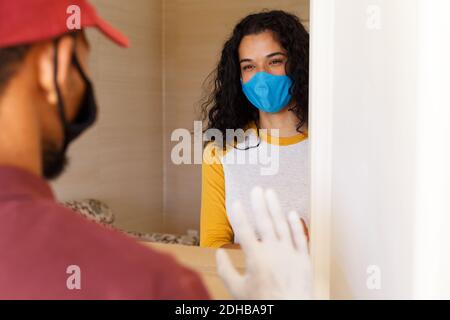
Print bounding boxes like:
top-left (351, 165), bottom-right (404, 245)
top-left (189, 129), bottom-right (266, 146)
top-left (270, 59), bottom-right (284, 66)
top-left (243, 65), bottom-right (254, 71)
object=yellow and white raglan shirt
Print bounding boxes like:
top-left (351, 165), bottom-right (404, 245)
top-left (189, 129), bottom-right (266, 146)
top-left (200, 125), bottom-right (309, 248)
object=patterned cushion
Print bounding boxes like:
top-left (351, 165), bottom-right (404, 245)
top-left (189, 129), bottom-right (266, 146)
top-left (62, 199), bottom-right (199, 246)
top-left (125, 230), bottom-right (199, 246)
top-left (62, 199), bottom-right (115, 225)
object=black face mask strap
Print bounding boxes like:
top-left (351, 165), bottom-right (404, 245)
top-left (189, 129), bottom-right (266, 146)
top-left (71, 49), bottom-right (89, 84)
top-left (53, 33), bottom-right (91, 152)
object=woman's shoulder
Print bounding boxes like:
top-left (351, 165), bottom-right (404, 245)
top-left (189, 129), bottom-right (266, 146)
top-left (203, 142), bottom-right (226, 164)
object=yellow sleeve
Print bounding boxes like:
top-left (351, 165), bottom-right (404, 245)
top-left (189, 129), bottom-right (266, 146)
top-left (200, 143), bottom-right (234, 248)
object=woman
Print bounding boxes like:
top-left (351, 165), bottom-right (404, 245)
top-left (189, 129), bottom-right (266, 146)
top-left (200, 10), bottom-right (309, 248)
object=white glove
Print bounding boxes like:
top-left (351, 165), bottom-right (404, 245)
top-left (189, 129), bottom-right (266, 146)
top-left (216, 187), bottom-right (313, 300)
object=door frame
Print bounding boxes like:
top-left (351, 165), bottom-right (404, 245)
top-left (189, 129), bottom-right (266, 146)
top-left (308, 0), bottom-right (335, 300)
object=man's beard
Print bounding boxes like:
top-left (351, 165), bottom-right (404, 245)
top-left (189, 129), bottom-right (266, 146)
top-left (42, 142), bottom-right (68, 180)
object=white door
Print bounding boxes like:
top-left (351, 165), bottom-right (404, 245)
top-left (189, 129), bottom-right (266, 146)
top-left (309, 0), bottom-right (450, 299)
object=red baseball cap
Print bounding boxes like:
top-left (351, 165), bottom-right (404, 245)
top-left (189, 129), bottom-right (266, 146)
top-left (0, 0), bottom-right (129, 49)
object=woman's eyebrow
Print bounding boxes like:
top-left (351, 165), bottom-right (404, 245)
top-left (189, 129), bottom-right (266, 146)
top-left (239, 52), bottom-right (286, 63)
top-left (239, 58), bottom-right (253, 64)
top-left (266, 52), bottom-right (287, 58)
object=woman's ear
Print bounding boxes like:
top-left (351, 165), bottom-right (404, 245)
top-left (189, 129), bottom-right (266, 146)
top-left (36, 36), bottom-right (75, 106)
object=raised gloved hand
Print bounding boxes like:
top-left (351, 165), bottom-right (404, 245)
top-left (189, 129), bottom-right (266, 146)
top-left (216, 187), bottom-right (313, 300)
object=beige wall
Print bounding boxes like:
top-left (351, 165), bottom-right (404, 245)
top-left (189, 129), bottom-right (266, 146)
top-left (51, 0), bottom-right (309, 235)
top-left (163, 0), bottom-right (310, 234)
top-left (52, 0), bottom-right (164, 233)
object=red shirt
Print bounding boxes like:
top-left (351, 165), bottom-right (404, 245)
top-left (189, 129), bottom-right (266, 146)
top-left (0, 166), bottom-right (210, 299)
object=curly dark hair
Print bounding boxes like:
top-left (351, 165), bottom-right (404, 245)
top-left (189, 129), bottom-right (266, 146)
top-left (201, 10), bottom-right (309, 144)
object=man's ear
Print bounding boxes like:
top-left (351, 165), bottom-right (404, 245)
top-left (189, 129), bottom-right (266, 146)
top-left (37, 36), bottom-right (75, 106)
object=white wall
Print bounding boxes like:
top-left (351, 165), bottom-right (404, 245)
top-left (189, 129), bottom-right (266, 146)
top-left (311, 0), bottom-right (450, 299)
top-left (413, 0), bottom-right (450, 300)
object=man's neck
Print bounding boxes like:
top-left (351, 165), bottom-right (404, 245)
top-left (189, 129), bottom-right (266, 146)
top-left (0, 88), bottom-right (42, 178)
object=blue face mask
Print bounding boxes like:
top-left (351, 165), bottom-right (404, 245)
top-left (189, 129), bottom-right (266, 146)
top-left (242, 72), bottom-right (293, 113)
